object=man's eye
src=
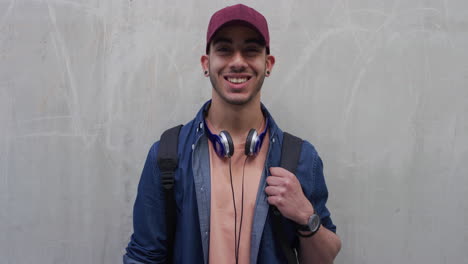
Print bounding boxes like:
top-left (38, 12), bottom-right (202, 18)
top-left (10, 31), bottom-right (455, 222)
top-left (245, 48), bottom-right (261, 55)
top-left (216, 47), bottom-right (231, 52)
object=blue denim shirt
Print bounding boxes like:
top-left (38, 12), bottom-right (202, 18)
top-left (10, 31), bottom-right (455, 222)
top-left (124, 101), bottom-right (336, 263)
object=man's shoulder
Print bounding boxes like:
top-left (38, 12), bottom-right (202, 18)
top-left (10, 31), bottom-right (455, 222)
top-left (150, 115), bottom-right (201, 155)
top-left (300, 139), bottom-right (320, 158)
top-left (279, 131), bottom-right (320, 159)
top-left (290, 137), bottom-right (322, 173)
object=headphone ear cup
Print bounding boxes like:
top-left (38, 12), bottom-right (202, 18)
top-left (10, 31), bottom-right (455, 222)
top-left (220, 130), bottom-right (234, 158)
top-left (245, 129), bottom-right (258, 156)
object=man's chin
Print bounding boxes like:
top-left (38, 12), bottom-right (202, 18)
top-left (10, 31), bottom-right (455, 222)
top-left (223, 89), bottom-right (263, 106)
top-left (222, 97), bottom-right (252, 106)
top-left (211, 82), bottom-right (261, 106)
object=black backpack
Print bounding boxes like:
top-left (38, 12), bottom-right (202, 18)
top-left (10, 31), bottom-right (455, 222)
top-left (157, 125), bottom-right (303, 264)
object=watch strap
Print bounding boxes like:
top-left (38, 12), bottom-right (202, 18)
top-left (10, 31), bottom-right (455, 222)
top-left (296, 228), bottom-right (318, 237)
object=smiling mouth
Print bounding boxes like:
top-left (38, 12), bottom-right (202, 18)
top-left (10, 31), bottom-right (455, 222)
top-left (224, 77), bottom-right (251, 84)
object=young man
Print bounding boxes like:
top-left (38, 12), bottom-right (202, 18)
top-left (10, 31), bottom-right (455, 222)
top-left (124, 4), bottom-right (341, 264)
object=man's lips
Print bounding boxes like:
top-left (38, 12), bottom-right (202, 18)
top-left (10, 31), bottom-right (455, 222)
top-left (223, 75), bottom-right (252, 85)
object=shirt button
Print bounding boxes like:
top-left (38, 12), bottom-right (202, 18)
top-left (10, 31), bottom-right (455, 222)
top-left (272, 138), bottom-right (276, 143)
top-left (199, 122), bottom-right (203, 129)
top-left (200, 187), bottom-right (204, 191)
top-left (192, 144), bottom-right (195, 150)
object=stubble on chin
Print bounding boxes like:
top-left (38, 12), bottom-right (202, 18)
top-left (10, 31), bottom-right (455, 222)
top-left (209, 75), bottom-right (265, 106)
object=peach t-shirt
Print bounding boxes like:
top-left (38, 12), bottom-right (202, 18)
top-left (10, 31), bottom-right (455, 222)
top-left (207, 121), bottom-right (269, 264)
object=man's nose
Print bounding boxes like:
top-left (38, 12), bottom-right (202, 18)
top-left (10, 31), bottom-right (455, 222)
top-left (229, 51), bottom-right (247, 72)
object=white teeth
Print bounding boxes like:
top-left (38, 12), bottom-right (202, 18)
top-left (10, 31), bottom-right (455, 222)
top-left (227, 77), bottom-right (248, 84)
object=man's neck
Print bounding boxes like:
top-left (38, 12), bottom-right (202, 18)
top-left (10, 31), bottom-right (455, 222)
top-left (206, 98), bottom-right (264, 144)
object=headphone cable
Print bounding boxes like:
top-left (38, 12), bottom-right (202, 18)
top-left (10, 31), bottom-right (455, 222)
top-left (229, 158), bottom-right (239, 264)
top-left (229, 156), bottom-right (249, 264)
top-left (236, 156), bottom-right (249, 264)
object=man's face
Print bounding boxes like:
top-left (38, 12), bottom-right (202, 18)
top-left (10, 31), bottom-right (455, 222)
top-left (201, 25), bottom-right (275, 106)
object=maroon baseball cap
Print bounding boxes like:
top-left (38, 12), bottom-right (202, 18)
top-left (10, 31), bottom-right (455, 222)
top-left (206, 4), bottom-right (270, 54)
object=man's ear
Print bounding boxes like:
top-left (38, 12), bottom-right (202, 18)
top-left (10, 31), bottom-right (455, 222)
top-left (266, 55), bottom-right (275, 76)
top-left (201, 55), bottom-right (209, 76)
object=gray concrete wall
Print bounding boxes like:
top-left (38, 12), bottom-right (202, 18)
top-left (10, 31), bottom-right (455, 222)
top-left (1, 0), bottom-right (467, 263)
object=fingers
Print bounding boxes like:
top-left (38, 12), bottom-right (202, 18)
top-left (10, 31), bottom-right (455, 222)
top-left (267, 195), bottom-right (284, 207)
top-left (269, 167), bottom-right (293, 178)
top-left (265, 177), bottom-right (288, 208)
top-left (265, 185), bottom-right (286, 196)
top-left (266, 167), bottom-right (299, 208)
top-left (265, 175), bottom-right (283, 186)
top-left (267, 167), bottom-right (295, 186)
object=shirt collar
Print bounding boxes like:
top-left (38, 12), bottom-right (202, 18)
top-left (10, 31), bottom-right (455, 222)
top-left (193, 100), bottom-right (280, 140)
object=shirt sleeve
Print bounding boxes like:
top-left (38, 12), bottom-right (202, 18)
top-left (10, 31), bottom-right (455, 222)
top-left (124, 142), bottom-right (169, 263)
top-left (298, 141), bottom-right (337, 233)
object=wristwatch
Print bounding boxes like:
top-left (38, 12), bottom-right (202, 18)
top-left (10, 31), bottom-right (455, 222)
top-left (297, 213), bottom-right (321, 237)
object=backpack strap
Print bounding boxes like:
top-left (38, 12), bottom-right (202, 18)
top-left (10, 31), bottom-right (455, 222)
top-left (271, 132), bottom-right (303, 264)
top-left (157, 124), bottom-right (183, 263)
top-left (280, 132), bottom-right (303, 173)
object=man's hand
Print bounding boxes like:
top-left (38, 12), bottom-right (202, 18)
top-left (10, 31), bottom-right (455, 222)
top-left (265, 167), bottom-right (314, 225)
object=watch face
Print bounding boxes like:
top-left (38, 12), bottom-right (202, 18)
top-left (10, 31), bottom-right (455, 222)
top-left (309, 214), bottom-right (321, 232)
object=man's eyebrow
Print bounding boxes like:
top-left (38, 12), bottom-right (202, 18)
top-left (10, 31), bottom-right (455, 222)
top-left (245, 38), bottom-right (265, 46)
top-left (212, 37), bottom-right (232, 45)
